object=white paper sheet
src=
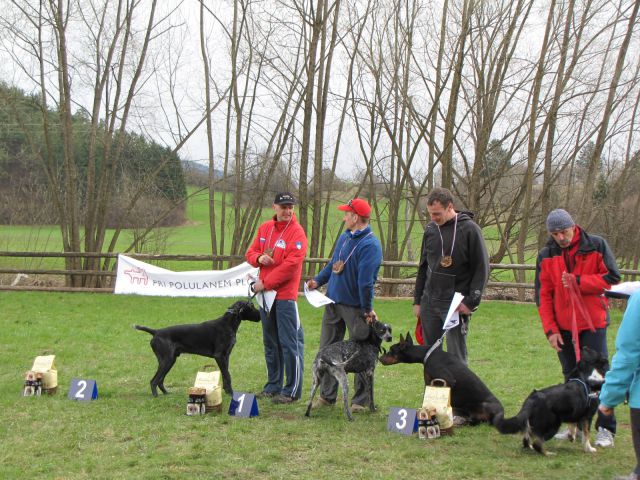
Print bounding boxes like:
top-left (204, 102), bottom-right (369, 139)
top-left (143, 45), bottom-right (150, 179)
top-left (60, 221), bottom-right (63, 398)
top-left (608, 281), bottom-right (640, 296)
top-left (256, 290), bottom-right (277, 312)
top-left (442, 292), bottom-right (465, 331)
top-left (304, 282), bottom-right (335, 307)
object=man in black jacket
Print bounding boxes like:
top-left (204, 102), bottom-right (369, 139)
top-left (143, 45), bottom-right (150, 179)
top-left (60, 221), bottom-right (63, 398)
top-left (413, 187), bottom-right (489, 365)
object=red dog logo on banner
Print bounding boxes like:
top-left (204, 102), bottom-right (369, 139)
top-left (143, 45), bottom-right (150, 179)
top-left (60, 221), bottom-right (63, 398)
top-left (124, 267), bottom-right (148, 285)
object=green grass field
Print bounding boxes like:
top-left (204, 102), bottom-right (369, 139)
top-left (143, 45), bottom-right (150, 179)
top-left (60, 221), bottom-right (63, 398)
top-left (0, 292), bottom-right (634, 479)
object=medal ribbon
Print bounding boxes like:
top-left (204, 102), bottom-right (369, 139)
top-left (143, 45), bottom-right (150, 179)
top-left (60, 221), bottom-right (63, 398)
top-left (336, 231), bottom-right (374, 266)
top-left (437, 213), bottom-right (458, 262)
top-left (264, 217), bottom-right (293, 255)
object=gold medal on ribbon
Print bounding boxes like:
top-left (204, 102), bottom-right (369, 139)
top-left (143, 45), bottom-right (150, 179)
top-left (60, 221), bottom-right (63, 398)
top-left (332, 260), bottom-right (345, 274)
top-left (440, 255), bottom-right (453, 268)
top-left (437, 214), bottom-right (457, 269)
top-left (264, 248), bottom-right (274, 257)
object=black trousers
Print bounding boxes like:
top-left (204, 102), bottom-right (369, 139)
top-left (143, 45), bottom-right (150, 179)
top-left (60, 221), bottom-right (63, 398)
top-left (631, 408), bottom-right (640, 475)
top-left (419, 299), bottom-right (470, 364)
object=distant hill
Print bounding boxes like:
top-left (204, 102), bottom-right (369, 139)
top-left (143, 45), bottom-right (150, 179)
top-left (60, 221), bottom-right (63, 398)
top-left (0, 82), bottom-right (187, 226)
top-left (182, 160), bottom-right (223, 178)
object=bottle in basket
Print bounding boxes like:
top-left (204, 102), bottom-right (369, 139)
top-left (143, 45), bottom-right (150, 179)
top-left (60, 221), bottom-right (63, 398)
top-left (23, 371), bottom-right (43, 397)
top-left (187, 387), bottom-right (207, 415)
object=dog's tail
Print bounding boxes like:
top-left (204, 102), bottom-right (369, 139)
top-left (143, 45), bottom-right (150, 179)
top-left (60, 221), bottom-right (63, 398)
top-left (134, 325), bottom-right (156, 335)
top-left (493, 395), bottom-right (537, 434)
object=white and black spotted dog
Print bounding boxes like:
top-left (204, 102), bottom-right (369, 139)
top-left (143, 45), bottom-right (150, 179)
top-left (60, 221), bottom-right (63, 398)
top-left (305, 318), bottom-right (392, 421)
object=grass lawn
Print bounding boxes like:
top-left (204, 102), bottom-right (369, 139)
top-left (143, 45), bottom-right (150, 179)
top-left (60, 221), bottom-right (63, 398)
top-left (0, 292), bottom-right (634, 479)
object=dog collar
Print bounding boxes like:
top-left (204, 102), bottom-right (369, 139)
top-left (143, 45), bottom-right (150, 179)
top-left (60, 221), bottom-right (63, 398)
top-left (568, 378), bottom-right (590, 399)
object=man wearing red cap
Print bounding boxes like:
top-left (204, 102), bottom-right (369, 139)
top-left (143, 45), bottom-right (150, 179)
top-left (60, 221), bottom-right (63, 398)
top-left (307, 197), bottom-right (383, 412)
top-left (246, 192), bottom-right (307, 404)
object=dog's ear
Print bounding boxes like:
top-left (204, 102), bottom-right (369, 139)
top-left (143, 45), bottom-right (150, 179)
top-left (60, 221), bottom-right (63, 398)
top-left (406, 332), bottom-right (413, 345)
top-left (399, 333), bottom-right (405, 343)
top-left (227, 301), bottom-right (242, 315)
top-left (580, 346), bottom-right (598, 363)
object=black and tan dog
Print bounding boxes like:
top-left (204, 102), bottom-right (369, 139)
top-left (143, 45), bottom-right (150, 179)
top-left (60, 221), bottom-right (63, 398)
top-left (305, 318), bottom-right (393, 421)
top-left (135, 300), bottom-right (261, 396)
top-left (379, 332), bottom-right (504, 425)
top-left (494, 346), bottom-right (608, 455)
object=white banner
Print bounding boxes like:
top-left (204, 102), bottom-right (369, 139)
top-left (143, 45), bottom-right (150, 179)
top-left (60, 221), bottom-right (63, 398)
top-left (114, 254), bottom-right (259, 298)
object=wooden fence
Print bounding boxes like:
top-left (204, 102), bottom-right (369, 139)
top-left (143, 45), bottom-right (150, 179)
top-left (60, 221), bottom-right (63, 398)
top-left (1, 251), bottom-right (638, 300)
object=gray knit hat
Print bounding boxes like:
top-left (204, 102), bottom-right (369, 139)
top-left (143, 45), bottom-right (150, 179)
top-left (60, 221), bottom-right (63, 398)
top-left (546, 209), bottom-right (575, 232)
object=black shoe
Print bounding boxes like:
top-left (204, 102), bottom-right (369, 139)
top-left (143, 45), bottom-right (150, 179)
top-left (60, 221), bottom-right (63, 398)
top-left (257, 391), bottom-right (277, 399)
top-left (272, 394), bottom-right (297, 404)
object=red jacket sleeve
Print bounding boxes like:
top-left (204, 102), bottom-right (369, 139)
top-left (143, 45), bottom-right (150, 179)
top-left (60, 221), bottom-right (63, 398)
top-left (536, 255), bottom-right (559, 337)
top-left (245, 223), bottom-right (267, 267)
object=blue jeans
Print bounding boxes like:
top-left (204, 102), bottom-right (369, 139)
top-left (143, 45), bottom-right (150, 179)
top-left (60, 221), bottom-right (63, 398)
top-left (260, 300), bottom-right (304, 399)
top-left (557, 327), bottom-right (616, 434)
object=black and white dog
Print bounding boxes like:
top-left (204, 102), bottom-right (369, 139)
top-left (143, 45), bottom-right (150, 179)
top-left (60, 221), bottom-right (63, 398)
top-left (305, 318), bottom-right (393, 421)
top-left (134, 300), bottom-right (261, 396)
top-left (494, 346), bottom-right (608, 455)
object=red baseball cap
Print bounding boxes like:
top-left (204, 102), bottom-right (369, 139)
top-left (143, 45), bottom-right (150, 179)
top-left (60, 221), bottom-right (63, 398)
top-left (338, 198), bottom-right (371, 217)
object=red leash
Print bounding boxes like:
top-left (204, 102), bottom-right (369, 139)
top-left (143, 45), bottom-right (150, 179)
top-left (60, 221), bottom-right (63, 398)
top-left (566, 274), bottom-right (595, 361)
top-left (415, 317), bottom-right (424, 345)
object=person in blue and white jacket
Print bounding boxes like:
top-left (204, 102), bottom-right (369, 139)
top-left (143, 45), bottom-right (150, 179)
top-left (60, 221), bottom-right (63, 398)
top-left (600, 290), bottom-right (640, 480)
top-left (306, 198), bottom-right (382, 413)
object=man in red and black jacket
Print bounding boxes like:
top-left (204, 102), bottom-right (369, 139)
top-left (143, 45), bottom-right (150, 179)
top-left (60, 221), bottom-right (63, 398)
top-left (535, 208), bottom-right (620, 447)
top-left (246, 192), bottom-right (307, 404)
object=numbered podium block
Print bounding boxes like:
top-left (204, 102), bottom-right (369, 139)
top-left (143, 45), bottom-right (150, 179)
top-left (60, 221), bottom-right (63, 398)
top-left (228, 392), bottom-right (259, 418)
top-left (67, 378), bottom-right (98, 402)
top-left (387, 407), bottom-right (418, 435)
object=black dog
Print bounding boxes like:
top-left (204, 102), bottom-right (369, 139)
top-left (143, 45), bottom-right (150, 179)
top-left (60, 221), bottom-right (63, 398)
top-left (134, 300), bottom-right (261, 396)
top-left (305, 318), bottom-right (393, 421)
top-left (494, 346), bottom-right (608, 455)
top-left (379, 332), bottom-right (504, 425)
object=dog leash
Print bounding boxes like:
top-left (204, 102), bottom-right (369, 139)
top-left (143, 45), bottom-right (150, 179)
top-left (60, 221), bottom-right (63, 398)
top-left (247, 280), bottom-right (270, 314)
top-left (566, 274), bottom-right (596, 362)
top-left (423, 332), bottom-right (446, 365)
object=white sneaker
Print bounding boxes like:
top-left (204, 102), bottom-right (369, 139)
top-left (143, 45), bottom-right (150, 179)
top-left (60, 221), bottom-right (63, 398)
top-left (594, 427), bottom-right (614, 447)
top-left (554, 427), bottom-right (581, 441)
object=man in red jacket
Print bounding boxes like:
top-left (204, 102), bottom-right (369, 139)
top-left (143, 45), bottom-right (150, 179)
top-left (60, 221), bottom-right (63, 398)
top-left (535, 208), bottom-right (620, 447)
top-left (246, 192), bottom-right (307, 404)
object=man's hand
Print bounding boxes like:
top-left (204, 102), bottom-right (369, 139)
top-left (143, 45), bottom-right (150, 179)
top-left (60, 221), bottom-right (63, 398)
top-left (252, 279), bottom-right (265, 292)
top-left (457, 302), bottom-right (472, 315)
top-left (548, 332), bottom-right (564, 352)
top-left (258, 254), bottom-right (275, 266)
top-left (364, 310), bottom-right (377, 324)
top-left (306, 279), bottom-right (318, 289)
top-left (599, 404), bottom-right (614, 416)
top-left (413, 304), bottom-right (421, 318)
top-left (561, 271), bottom-right (573, 288)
